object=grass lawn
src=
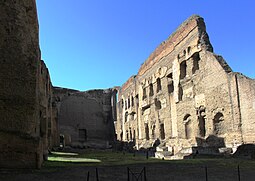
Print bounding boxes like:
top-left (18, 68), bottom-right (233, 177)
top-left (44, 149), bottom-right (164, 167)
top-left (44, 149), bottom-right (255, 169)
top-left (2, 150), bottom-right (255, 181)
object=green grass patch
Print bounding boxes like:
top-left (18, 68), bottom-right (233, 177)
top-left (43, 149), bottom-right (255, 169)
top-left (43, 150), bottom-right (163, 167)
top-left (48, 156), bottom-right (101, 163)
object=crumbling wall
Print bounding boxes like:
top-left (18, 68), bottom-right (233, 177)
top-left (116, 15), bottom-right (255, 157)
top-left (117, 15), bottom-right (218, 149)
top-left (54, 88), bottom-right (117, 148)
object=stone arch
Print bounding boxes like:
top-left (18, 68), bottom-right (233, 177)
top-left (213, 112), bottom-right (224, 135)
top-left (183, 114), bottom-right (192, 139)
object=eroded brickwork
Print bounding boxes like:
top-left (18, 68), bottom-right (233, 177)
top-left (116, 15), bottom-right (255, 158)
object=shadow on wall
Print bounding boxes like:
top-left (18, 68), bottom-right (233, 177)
top-left (196, 135), bottom-right (226, 148)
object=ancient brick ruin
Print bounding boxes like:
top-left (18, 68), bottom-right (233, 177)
top-left (115, 15), bottom-right (255, 159)
top-left (1, 0), bottom-right (255, 169)
top-left (0, 0), bottom-right (58, 168)
top-left (53, 87), bottom-right (117, 149)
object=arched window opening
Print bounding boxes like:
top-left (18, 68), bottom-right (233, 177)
top-left (128, 98), bottom-right (130, 108)
top-left (156, 78), bottom-right (162, 92)
top-left (192, 52), bottom-right (201, 74)
top-left (180, 61), bottom-right (187, 79)
top-left (167, 73), bottom-right (173, 79)
top-left (167, 73), bottom-right (174, 94)
top-left (213, 112), bottom-right (224, 135)
top-left (184, 114), bottom-right (192, 139)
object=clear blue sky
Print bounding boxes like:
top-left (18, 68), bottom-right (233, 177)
top-left (37, 0), bottom-right (255, 91)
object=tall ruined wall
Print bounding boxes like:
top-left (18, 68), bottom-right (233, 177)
top-left (236, 75), bottom-right (255, 143)
top-left (116, 15), bottom-right (255, 157)
top-left (0, 0), bottom-right (39, 136)
top-left (0, 1), bottom-right (56, 168)
top-left (54, 88), bottom-right (117, 148)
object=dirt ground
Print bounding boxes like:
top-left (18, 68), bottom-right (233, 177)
top-left (0, 160), bottom-right (255, 181)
